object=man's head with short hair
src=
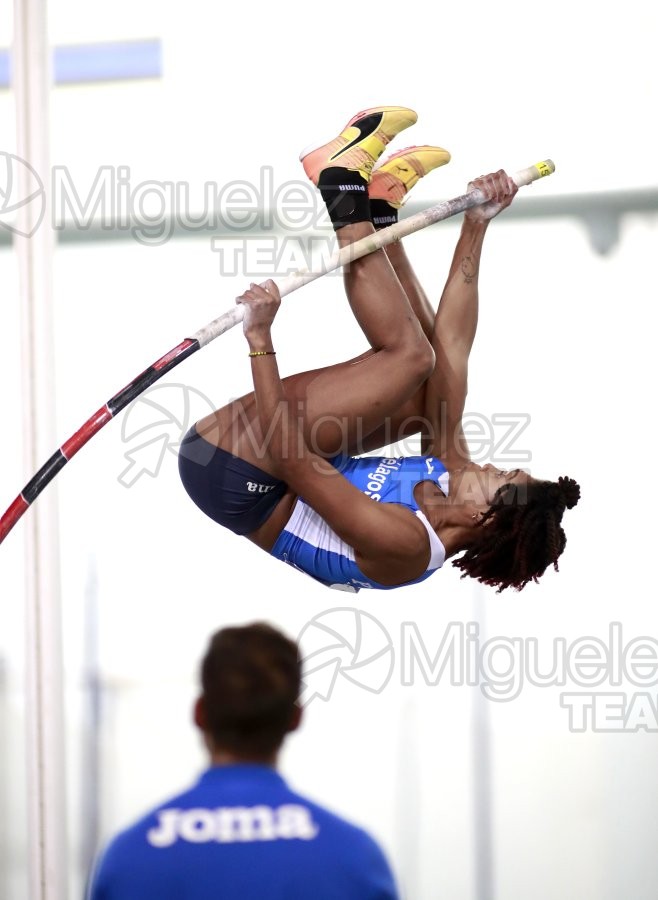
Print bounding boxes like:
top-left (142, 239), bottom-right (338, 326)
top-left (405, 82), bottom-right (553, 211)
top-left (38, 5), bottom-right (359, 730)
top-left (194, 622), bottom-right (302, 764)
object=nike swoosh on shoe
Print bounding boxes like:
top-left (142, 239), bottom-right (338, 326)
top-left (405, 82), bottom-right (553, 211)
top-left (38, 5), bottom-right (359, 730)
top-left (328, 113), bottom-right (383, 163)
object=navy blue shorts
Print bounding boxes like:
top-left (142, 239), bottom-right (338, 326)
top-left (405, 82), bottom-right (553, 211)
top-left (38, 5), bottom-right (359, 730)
top-left (178, 426), bottom-right (288, 536)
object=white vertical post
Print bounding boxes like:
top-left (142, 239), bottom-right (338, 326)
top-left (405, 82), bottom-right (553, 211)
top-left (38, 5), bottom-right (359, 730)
top-left (393, 697), bottom-right (421, 899)
top-left (13, 1), bottom-right (68, 898)
top-left (471, 584), bottom-right (494, 900)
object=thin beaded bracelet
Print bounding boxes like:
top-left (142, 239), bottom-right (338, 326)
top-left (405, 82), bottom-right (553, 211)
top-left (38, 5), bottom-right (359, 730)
top-left (248, 350), bottom-right (276, 357)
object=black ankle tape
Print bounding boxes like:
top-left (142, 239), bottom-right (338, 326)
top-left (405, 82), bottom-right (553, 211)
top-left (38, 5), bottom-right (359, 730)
top-left (318, 167), bottom-right (371, 230)
top-left (370, 199), bottom-right (399, 230)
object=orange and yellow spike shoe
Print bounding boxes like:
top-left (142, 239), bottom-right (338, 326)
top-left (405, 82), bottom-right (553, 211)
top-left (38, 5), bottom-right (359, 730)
top-left (369, 145), bottom-right (451, 208)
top-left (300, 105), bottom-right (418, 185)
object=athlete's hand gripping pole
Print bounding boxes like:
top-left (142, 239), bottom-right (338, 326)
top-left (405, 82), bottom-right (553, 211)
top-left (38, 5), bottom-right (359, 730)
top-left (0, 160), bottom-right (555, 546)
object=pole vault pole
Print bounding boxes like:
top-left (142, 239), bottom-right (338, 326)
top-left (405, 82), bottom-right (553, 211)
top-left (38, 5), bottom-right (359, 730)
top-left (0, 160), bottom-right (555, 547)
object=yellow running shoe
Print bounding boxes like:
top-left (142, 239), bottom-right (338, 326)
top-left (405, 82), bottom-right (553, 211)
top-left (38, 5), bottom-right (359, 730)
top-left (300, 105), bottom-right (418, 185)
top-left (369, 145), bottom-right (451, 208)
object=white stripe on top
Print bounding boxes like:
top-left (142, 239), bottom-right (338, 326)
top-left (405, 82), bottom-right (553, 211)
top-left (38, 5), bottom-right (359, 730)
top-left (415, 510), bottom-right (446, 570)
top-left (284, 500), bottom-right (356, 561)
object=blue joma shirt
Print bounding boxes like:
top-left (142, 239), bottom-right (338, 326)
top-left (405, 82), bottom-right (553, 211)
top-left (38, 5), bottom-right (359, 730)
top-left (271, 455), bottom-right (449, 591)
top-left (88, 765), bottom-right (399, 900)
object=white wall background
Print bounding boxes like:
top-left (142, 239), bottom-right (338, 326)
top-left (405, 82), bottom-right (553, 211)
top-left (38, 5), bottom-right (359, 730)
top-left (1, 1), bottom-right (658, 898)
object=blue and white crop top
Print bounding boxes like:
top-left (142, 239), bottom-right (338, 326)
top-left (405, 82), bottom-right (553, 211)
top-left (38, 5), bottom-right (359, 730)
top-left (270, 455), bottom-right (449, 592)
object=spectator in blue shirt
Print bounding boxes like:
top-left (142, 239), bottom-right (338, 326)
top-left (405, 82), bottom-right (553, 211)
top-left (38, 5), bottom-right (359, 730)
top-left (88, 622), bottom-right (399, 899)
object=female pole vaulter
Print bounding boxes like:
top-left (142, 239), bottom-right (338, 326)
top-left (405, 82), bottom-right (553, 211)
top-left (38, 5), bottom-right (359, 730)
top-left (178, 106), bottom-right (580, 593)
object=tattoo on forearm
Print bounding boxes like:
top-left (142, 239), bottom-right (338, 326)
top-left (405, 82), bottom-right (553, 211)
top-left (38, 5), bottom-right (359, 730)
top-left (460, 256), bottom-right (477, 284)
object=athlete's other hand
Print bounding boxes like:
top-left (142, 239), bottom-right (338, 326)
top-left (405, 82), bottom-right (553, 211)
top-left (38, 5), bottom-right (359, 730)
top-left (464, 170), bottom-right (518, 223)
top-left (238, 280), bottom-right (281, 342)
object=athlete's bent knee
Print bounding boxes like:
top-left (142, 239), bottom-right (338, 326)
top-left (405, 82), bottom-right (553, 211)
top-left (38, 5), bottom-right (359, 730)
top-left (402, 337), bottom-right (435, 386)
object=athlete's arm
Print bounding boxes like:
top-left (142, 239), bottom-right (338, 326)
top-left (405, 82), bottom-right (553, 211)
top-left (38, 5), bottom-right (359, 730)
top-left (240, 283), bottom-right (427, 575)
top-left (421, 171), bottom-right (517, 465)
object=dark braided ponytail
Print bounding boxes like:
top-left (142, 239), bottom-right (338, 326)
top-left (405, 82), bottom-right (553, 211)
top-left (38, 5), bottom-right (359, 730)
top-left (452, 476), bottom-right (580, 592)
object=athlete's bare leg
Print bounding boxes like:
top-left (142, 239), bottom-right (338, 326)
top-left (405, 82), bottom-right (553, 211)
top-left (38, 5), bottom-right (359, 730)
top-left (199, 113), bottom-right (449, 466)
top-left (199, 222), bottom-right (434, 467)
top-left (382, 240), bottom-right (435, 341)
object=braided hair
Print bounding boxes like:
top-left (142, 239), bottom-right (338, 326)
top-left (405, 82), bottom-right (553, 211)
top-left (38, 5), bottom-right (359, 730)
top-left (452, 476), bottom-right (580, 593)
